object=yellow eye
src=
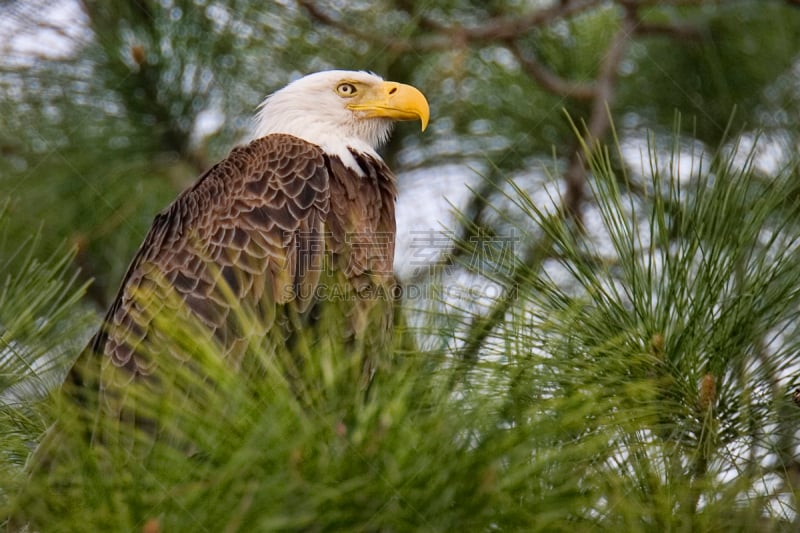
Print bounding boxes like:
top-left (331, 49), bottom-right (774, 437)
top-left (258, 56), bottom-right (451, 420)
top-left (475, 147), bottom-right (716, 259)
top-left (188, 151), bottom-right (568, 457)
top-left (336, 83), bottom-right (357, 97)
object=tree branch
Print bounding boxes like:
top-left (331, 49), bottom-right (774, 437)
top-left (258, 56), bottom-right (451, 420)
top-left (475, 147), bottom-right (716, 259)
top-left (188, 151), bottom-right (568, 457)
top-left (458, 8), bottom-right (636, 360)
top-left (298, 0), bottom-right (605, 52)
top-left (563, 7), bottom-right (635, 225)
top-left (634, 21), bottom-right (704, 40)
top-left (425, 0), bottom-right (604, 43)
top-left (507, 41), bottom-right (596, 100)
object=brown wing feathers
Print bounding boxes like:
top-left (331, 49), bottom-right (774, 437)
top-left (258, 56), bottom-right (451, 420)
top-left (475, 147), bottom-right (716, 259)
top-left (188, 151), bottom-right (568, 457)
top-left (73, 133), bottom-right (396, 388)
top-left (325, 150), bottom-right (397, 355)
top-left (326, 150), bottom-right (396, 282)
top-left (80, 135), bottom-right (326, 376)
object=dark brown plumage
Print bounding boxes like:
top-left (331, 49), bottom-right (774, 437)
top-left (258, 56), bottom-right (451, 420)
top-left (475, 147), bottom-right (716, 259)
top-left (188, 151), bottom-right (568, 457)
top-left (68, 133), bottom-right (398, 397)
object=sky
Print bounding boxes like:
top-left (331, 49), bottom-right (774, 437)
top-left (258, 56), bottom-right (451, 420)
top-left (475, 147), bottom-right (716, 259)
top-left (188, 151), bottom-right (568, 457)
top-left (0, 0), bottom-right (87, 65)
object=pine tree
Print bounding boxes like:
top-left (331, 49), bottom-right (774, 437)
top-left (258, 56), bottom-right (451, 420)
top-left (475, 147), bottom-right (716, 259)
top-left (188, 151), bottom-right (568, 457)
top-left (2, 0), bottom-right (800, 530)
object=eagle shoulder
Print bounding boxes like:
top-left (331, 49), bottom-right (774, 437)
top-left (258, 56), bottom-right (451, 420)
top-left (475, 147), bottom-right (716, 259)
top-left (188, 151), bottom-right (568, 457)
top-left (78, 134), bottom-right (331, 379)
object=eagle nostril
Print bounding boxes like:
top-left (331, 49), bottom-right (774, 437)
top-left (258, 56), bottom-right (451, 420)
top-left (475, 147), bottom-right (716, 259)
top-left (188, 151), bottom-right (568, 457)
top-left (388, 87), bottom-right (397, 95)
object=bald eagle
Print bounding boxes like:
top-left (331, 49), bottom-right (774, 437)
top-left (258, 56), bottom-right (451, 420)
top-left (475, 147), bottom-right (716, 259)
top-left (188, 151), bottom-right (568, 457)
top-left (67, 70), bottom-right (429, 405)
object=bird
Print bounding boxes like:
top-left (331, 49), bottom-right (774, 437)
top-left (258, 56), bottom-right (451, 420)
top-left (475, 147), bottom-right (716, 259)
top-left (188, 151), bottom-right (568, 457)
top-left (64, 70), bottom-right (429, 417)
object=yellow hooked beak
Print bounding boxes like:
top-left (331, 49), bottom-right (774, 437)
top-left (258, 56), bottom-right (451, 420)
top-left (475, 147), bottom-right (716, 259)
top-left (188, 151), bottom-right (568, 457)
top-left (348, 81), bottom-right (430, 131)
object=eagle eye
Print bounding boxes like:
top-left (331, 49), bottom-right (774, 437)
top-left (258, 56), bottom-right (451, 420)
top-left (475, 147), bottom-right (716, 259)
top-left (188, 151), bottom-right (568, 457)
top-left (336, 83), bottom-right (357, 97)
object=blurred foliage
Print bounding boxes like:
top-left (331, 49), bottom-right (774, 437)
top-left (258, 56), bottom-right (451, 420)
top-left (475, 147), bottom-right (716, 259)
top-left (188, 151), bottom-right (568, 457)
top-left (2, 0), bottom-right (800, 530)
top-left (0, 204), bottom-right (92, 499)
top-left (621, 2), bottom-right (800, 146)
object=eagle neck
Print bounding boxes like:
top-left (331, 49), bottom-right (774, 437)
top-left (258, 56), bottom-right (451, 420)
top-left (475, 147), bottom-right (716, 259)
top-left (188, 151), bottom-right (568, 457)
top-left (317, 137), bottom-right (382, 177)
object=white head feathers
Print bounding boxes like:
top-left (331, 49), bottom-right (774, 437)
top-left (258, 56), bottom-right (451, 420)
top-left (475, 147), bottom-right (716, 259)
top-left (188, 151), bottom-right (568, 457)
top-left (253, 71), bottom-right (394, 171)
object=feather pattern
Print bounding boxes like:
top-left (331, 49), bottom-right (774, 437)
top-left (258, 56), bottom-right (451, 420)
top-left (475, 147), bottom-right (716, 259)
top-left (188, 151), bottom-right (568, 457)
top-left (69, 133), bottom-right (397, 395)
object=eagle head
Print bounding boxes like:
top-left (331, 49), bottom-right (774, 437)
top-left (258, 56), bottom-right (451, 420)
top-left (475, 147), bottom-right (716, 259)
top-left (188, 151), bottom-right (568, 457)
top-left (253, 70), bottom-right (429, 169)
